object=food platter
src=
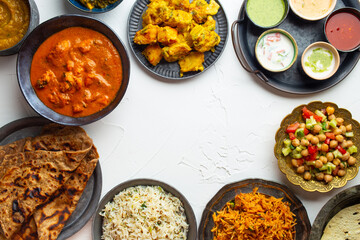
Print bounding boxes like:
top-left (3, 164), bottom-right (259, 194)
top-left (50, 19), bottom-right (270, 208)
top-left (0, 117), bottom-right (102, 240)
top-left (198, 179), bottom-right (311, 240)
top-left (66, 0), bottom-right (123, 13)
top-left (275, 101), bottom-right (360, 192)
top-left (309, 184), bottom-right (360, 239)
top-left (92, 178), bottom-right (197, 240)
top-left (231, 0), bottom-right (360, 94)
top-left (127, 0), bottom-right (228, 80)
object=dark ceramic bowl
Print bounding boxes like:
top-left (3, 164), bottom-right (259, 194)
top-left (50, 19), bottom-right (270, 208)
top-left (309, 184), bottom-right (360, 239)
top-left (92, 179), bottom-right (197, 240)
top-left (324, 7), bottom-right (360, 52)
top-left (245, 0), bottom-right (289, 29)
top-left (67, 0), bottom-right (123, 13)
top-left (17, 15), bottom-right (130, 126)
top-left (0, 0), bottom-right (39, 56)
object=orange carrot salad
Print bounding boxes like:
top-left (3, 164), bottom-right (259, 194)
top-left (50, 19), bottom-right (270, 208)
top-left (211, 188), bottom-right (296, 240)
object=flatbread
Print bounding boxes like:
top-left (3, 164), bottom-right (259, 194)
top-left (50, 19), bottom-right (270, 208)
top-left (321, 203), bottom-right (360, 240)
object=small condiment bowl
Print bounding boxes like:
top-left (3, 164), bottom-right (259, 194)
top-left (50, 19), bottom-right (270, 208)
top-left (255, 28), bottom-right (298, 72)
top-left (324, 7), bottom-right (360, 52)
top-left (245, 0), bottom-right (289, 29)
top-left (67, 0), bottom-right (123, 13)
top-left (301, 42), bottom-right (340, 80)
top-left (0, 0), bottom-right (39, 56)
top-left (289, 0), bottom-right (337, 21)
top-left (17, 15), bottom-right (130, 126)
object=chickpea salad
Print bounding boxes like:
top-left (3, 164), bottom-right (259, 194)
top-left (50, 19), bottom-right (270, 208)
top-left (282, 106), bottom-right (358, 183)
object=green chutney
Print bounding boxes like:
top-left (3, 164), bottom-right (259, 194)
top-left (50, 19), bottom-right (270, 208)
top-left (305, 48), bottom-right (333, 73)
top-left (246, 0), bottom-right (286, 27)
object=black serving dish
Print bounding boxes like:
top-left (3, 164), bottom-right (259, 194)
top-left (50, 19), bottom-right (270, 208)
top-left (231, 0), bottom-right (360, 94)
top-left (67, 0), bottom-right (123, 13)
top-left (128, 0), bottom-right (228, 80)
top-left (198, 179), bottom-right (311, 240)
top-left (17, 15), bottom-right (130, 126)
top-left (310, 185), bottom-right (360, 239)
top-left (0, 117), bottom-right (102, 240)
top-left (0, 0), bottom-right (39, 56)
top-left (92, 178), bottom-right (197, 240)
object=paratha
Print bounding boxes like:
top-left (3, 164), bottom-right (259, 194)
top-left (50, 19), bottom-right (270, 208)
top-left (321, 203), bottom-right (360, 240)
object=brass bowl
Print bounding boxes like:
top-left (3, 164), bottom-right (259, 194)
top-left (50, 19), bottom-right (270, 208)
top-left (274, 101), bottom-right (360, 192)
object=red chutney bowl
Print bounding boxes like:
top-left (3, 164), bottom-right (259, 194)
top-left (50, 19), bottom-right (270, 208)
top-left (324, 7), bottom-right (360, 52)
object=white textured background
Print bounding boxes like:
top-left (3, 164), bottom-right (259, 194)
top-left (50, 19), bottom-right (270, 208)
top-left (0, 0), bottom-right (359, 239)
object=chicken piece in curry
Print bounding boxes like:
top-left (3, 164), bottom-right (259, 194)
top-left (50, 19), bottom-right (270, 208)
top-left (134, 0), bottom-right (221, 76)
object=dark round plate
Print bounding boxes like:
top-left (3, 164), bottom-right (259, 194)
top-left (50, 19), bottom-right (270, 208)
top-left (67, 0), bottom-right (123, 13)
top-left (310, 184), bottom-right (360, 240)
top-left (17, 14), bottom-right (130, 126)
top-left (231, 0), bottom-right (360, 94)
top-left (127, 0), bottom-right (228, 80)
top-left (0, 117), bottom-right (102, 240)
top-left (198, 179), bottom-right (311, 240)
top-left (92, 178), bottom-right (197, 240)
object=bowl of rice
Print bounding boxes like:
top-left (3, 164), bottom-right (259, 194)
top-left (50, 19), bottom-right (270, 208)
top-left (92, 178), bottom-right (197, 239)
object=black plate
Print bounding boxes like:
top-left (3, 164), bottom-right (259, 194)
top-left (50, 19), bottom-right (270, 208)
top-left (198, 179), bottom-right (311, 240)
top-left (92, 178), bottom-right (197, 240)
top-left (0, 117), bottom-right (102, 240)
top-left (232, 0), bottom-right (360, 94)
top-left (310, 184), bottom-right (360, 240)
top-left (127, 0), bottom-right (228, 80)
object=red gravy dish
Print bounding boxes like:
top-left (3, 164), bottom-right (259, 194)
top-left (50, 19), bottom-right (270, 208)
top-left (325, 11), bottom-right (360, 51)
top-left (30, 27), bottom-right (122, 117)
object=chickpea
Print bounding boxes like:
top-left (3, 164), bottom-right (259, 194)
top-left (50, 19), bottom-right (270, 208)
top-left (326, 152), bottom-right (334, 161)
top-left (311, 136), bottom-right (319, 145)
top-left (324, 174), bottom-right (333, 183)
top-left (341, 141), bottom-right (348, 149)
top-left (335, 134), bottom-right (344, 143)
top-left (304, 171), bottom-right (311, 180)
top-left (306, 134), bottom-right (314, 141)
top-left (340, 162), bottom-right (346, 169)
top-left (301, 149), bottom-right (309, 157)
top-left (338, 169), bottom-right (346, 177)
top-left (347, 140), bottom-right (354, 147)
top-left (328, 114), bottom-right (336, 121)
top-left (346, 124), bottom-right (352, 132)
top-left (319, 156), bottom-right (328, 164)
top-left (316, 172), bottom-right (324, 181)
top-left (329, 140), bottom-right (338, 149)
top-left (315, 160), bottom-right (323, 169)
top-left (313, 124), bottom-right (322, 134)
top-left (339, 125), bottom-right (346, 134)
top-left (333, 158), bottom-right (341, 166)
top-left (318, 134), bottom-right (326, 142)
top-left (301, 139), bottom-right (310, 146)
top-left (291, 159), bottom-right (299, 167)
top-left (297, 166), bottom-right (305, 174)
top-left (333, 128), bottom-right (342, 136)
top-left (326, 106), bottom-right (335, 115)
top-left (292, 138), bottom-right (300, 147)
top-left (336, 117), bottom-right (344, 126)
top-left (321, 143), bottom-right (329, 152)
top-left (342, 152), bottom-right (350, 161)
top-left (323, 122), bottom-right (330, 130)
top-left (348, 156), bottom-right (356, 166)
top-left (299, 123), bottom-right (306, 129)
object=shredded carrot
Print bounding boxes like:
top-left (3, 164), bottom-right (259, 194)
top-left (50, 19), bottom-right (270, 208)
top-left (211, 188), bottom-right (296, 240)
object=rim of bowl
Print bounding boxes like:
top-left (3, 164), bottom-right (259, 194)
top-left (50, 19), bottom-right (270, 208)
top-left (245, 0), bottom-right (290, 29)
top-left (289, 0), bottom-right (337, 21)
top-left (67, 0), bottom-right (123, 13)
top-left (0, 0), bottom-right (40, 56)
top-left (324, 7), bottom-right (360, 52)
top-left (16, 14), bottom-right (130, 126)
top-left (301, 41), bottom-right (340, 80)
top-left (255, 28), bottom-right (298, 72)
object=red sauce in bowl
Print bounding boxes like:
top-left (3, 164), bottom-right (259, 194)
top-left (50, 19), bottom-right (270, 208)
top-left (325, 11), bottom-right (360, 51)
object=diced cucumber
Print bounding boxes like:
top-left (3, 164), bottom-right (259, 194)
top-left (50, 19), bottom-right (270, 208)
top-left (315, 110), bottom-right (326, 122)
top-left (306, 116), bottom-right (317, 130)
top-left (348, 145), bottom-right (358, 155)
top-left (282, 147), bottom-right (292, 156)
top-left (333, 149), bottom-right (343, 159)
top-left (283, 139), bottom-right (292, 147)
top-left (345, 132), bottom-right (354, 138)
top-left (329, 119), bottom-right (337, 128)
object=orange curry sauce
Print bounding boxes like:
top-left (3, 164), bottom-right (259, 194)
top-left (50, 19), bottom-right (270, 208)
top-left (30, 27), bottom-right (122, 117)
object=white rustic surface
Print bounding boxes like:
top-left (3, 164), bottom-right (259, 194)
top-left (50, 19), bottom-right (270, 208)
top-left (0, 0), bottom-right (359, 239)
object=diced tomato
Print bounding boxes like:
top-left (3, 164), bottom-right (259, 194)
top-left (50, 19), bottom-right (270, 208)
top-left (324, 138), bottom-right (330, 145)
top-left (304, 128), bottom-right (309, 135)
top-left (337, 145), bottom-right (347, 155)
top-left (325, 132), bottom-right (335, 140)
top-left (289, 132), bottom-right (296, 140)
top-left (302, 107), bottom-right (323, 122)
top-left (297, 159), bottom-right (304, 166)
top-left (286, 122), bottom-right (300, 133)
top-left (308, 145), bottom-right (318, 154)
top-left (332, 166), bottom-right (340, 176)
